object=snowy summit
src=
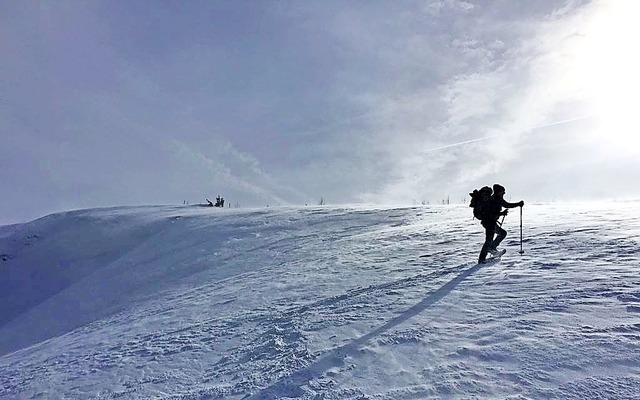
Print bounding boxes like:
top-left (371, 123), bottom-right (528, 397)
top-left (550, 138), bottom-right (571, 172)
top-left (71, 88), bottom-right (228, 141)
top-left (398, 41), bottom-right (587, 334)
top-left (1, 202), bottom-right (640, 399)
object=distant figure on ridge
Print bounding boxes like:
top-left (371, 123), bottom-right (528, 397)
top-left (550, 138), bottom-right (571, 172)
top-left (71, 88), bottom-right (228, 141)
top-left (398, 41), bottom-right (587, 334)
top-left (212, 195), bottom-right (225, 207)
top-left (469, 183), bottom-right (524, 264)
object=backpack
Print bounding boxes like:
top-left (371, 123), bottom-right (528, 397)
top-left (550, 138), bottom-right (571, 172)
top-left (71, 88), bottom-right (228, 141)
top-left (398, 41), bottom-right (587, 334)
top-left (469, 186), bottom-right (492, 220)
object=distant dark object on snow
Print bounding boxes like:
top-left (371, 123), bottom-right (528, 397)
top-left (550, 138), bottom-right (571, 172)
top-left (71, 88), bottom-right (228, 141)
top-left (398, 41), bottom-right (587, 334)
top-left (202, 196), bottom-right (226, 208)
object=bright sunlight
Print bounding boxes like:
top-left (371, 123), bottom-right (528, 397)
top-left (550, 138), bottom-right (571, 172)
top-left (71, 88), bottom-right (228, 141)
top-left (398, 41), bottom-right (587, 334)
top-left (578, 1), bottom-right (640, 152)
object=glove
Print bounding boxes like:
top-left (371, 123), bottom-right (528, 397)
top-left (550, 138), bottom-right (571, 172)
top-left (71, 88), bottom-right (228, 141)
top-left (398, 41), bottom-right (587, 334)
top-left (519, 200), bottom-right (524, 207)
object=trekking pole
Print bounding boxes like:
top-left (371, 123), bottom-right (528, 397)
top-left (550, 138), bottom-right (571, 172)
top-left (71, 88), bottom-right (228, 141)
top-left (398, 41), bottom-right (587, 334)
top-left (519, 206), bottom-right (524, 255)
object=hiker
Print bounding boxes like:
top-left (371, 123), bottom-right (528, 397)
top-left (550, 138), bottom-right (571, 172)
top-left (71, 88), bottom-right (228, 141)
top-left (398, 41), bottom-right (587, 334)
top-left (478, 184), bottom-right (524, 263)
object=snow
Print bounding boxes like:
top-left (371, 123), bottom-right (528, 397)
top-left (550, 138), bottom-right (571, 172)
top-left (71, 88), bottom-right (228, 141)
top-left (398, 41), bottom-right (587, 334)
top-left (1, 202), bottom-right (639, 399)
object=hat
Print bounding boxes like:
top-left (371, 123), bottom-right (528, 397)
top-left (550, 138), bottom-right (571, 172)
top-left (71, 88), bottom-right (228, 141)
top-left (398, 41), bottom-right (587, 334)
top-left (493, 184), bottom-right (505, 194)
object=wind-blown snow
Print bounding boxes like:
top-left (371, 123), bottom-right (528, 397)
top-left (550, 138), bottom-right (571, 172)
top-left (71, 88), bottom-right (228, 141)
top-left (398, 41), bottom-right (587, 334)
top-left (1, 202), bottom-right (639, 399)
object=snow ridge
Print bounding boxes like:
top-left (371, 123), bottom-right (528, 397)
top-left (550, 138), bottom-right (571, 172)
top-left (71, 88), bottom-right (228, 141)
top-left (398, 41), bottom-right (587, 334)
top-left (1, 203), bottom-right (639, 399)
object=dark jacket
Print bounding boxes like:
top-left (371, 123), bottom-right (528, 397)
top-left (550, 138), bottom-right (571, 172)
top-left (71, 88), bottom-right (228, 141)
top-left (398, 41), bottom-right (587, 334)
top-left (482, 194), bottom-right (521, 223)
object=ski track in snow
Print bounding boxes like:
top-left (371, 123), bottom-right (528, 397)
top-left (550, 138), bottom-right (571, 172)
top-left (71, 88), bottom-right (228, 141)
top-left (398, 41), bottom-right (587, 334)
top-left (1, 203), bottom-right (640, 399)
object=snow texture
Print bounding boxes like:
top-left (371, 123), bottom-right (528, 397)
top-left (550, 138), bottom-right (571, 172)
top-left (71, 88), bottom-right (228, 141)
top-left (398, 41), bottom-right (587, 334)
top-left (1, 202), bottom-right (639, 399)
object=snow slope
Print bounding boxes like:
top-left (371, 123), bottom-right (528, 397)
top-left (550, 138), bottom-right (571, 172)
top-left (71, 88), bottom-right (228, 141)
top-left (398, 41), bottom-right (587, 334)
top-left (1, 202), bottom-right (639, 399)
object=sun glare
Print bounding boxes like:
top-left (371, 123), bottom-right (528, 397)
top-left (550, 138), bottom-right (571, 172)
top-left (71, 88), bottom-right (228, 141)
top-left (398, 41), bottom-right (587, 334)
top-left (578, 1), bottom-right (640, 153)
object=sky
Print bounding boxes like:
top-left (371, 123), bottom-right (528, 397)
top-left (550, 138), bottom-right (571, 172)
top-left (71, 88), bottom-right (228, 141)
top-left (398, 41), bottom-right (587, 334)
top-left (2, 0), bottom-right (639, 225)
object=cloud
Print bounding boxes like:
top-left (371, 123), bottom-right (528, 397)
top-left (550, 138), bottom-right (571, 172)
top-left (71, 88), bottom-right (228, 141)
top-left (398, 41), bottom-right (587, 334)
top-left (2, 0), bottom-right (638, 224)
top-left (171, 138), bottom-right (307, 206)
top-left (344, 0), bottom-right (637, 204)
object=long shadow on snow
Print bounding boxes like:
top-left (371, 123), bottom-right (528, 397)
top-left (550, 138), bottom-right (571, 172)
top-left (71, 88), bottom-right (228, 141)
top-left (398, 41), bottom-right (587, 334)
top-left (247, 261), bottom-right (488, 399)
